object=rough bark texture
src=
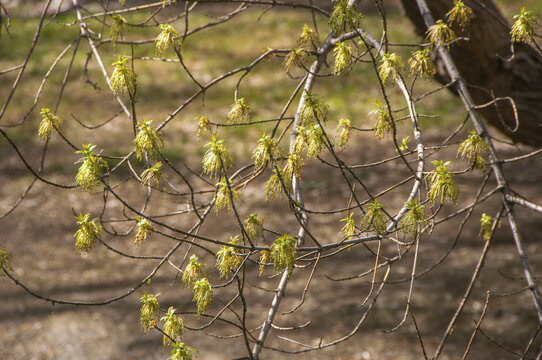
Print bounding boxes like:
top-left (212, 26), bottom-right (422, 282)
top-left (400, 0), bottom-right (542, 147)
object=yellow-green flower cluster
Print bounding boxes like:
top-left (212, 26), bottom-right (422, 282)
top-left (511, 7), bottom-right (538, 43)
top-left (139, 292), bottom-right (160, 332)
top-left (216, 236), bottom-right (241, 278)
top-left (427, 19), bottom-right (457, 48)
top-left (110, 14), bottom-right (127, 48)
top-left (192, 278), bottom-right (212, 316)
top-left (479, 213), bottom-right (492, 241)
top-left (196, 115), bottom-right (210, 140)
top-left (134, 120), bottom-right (165, 161)
top-left (244, 213), bottom-right (263, 239)
top-left (0, 247), bottom-right (13, 275)
top-left (202, 136), bottom-right (234, 178)
top-left (215, 178), bottom-right (242, 213)
top-left (258, 250), bottom-right (270, 276)
top-left (371, 99), bottom-right (393, 140)
top-left (457, 130), bottom-right (488, 170)
top-left (362, 199), bottom-right (386, 235)
top-left (111, 56), bottom-right (136, 96)
top-left (379, 52), bottom-right (404, 84)
top-left (283, 48), bottom-right (308, 73)
top-left (135, 217), bottom-right (155, 245)
top-left (409, 48), bottom-right (435, 78)
top-left (270, 234), bottom-right (297, 275)
top-left (299, 92), bottom-right (328, 125)
top-left (161, 306), bottom-right (184, 345)
top-left (252, 133), bottom-right (282, 168)
top-left (333, 41), bottom-right (353, 75)
top-left (337, 118), bottom-right (351, 149)
top-left (74, 213), bottom-right (103, 255)
top-left (169, 342), bottom-right (197, 360)
top-left (329, 0), bottom-right (363, 35)
top-left (140, 162), bottom-right (163, 187)
top-left (75, 143), bottom-right (109, 192)
top-left (446, 0), bottom-right (474, 29)
top-left (284, 152), bottom-right (304, 179)
top-left (155, 23), bottom-right (181, 58)
top-left (297, 24), bottom-right (318, 49)
top-left (38, 108), bottom-right (62, 141)
top-left (401, 199), bottom-right (428, 236)
top-left (340, 212), bottom-right (357, 238)
top-left (182, 255), bottom-right (207, 290)
top-left (227, 98), bottom-right (251, 123)
top-left (265, 167), bottom-right (291, 201)
top-left (427, 160), bottom-right (459, 206)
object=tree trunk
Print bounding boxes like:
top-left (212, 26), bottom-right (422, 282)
top-left (400, 0), bottom-right (542, 147)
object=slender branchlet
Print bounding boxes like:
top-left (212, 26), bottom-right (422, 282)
top-left (139, 292), bottom-right (160, 332)
top-left (182, 255), bottom-right (206, 290)
top-left (38, 108), bottom-right (62, 140)
top-left (161, 306), bottom-right (184, 345)
top-left (362, 198), bottom-right (387, 235)
top-left (427, 160), bottom-right (459, 206)
top-left (270, 234), bottom-right (297, 275)
top-left (216, 236), bottom-right (241, 278)
top-left (134, 120), bottom-right (165, 162)
top-left (409, 48), bottom-right (436, 78)
top-left (74, 213), bottom-right (103, 255)
top-left (135, 217), bottom-right (155, 245)
top-left (192, 278), bottom-right (213, 316)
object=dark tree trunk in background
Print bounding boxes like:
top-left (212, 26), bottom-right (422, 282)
top-left (400, 0), bottom-right (542, 147)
